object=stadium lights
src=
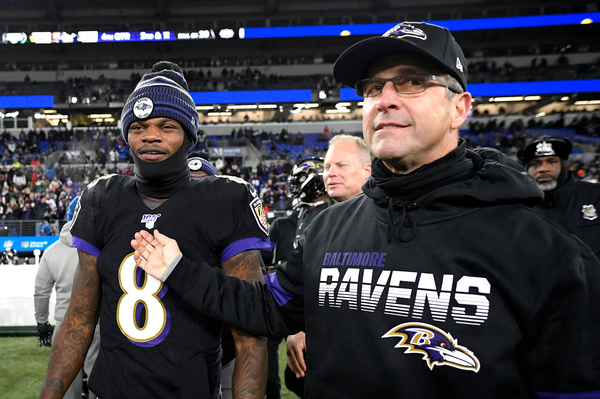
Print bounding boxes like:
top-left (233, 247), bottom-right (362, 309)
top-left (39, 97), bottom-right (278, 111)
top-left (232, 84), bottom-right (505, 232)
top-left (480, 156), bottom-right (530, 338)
top-left (207, 112), bottom-right (232, 116)
top-left (227, 105), bottom-right (258, 110)
top-left (561, 96), bottom-right (570, 101)
top-left (335, 102), bottom-right (351, 113)
top-left (574, 100), bottom-right (600, 105)
top-left (258, 104), bottom-right (277, 109)
top-left (2, 32), bottom-right (27, 44)
top-left (292, 103), bottom-right (319, 108)
top-left (43, 109), bottom-right (57, 114)
top-left (524, 96), bottom-right (541, 101)
top-left (290, 103), bottom-right (320, 113)
top-left (196, 105), bottom-right (215, 110)
top-left (489, 96), bottom-right (524, 102)
top-left (35, 113), bottom-right (68, 120)
top-left (535, 112), bottom-right (546, 117)
top-left (30, 32), bottom-right (52, 44)
top-left (89, 114), bottom-right (112, 118)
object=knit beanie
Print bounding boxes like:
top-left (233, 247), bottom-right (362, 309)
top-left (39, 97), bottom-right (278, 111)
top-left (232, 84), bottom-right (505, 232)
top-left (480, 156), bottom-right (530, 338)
top-left (187, 157), bottom-right (219, 176)
top-left (121, 61), bottom-right (199, 145)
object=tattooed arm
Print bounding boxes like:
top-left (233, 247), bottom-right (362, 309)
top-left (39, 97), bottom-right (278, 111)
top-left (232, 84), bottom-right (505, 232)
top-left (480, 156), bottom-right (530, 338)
top-left (39, 250), bottom-right (101, 399)
top-left (222, 250), bottom-right (268, 399)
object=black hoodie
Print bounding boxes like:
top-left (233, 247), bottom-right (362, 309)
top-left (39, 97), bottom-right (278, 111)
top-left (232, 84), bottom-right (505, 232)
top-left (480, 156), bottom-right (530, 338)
top-left (165, 143), bottom-right (600, 399)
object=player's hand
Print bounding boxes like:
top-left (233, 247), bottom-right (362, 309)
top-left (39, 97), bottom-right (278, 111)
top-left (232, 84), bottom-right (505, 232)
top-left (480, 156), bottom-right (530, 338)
top-left (286, 331), bottom-right (307, 378)
top-left (37, 322), bottom-right (54, 347)
top-left (131, 229), bottom-right (181, 280)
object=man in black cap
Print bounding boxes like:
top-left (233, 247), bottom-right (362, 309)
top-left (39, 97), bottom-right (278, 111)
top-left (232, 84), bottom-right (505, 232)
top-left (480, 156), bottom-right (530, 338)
top-left (132, 24), bottom-right (600, 398)
top-left (40, 61), bottom-right (270, 399)
top-left (518, 136), bottom-right (600, 259)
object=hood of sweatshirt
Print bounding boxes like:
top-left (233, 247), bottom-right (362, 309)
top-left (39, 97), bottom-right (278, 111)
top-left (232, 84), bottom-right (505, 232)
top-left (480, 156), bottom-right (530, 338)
top-left (59, 220), bottom-right (74, 247)
top-left (362, 140), bottom-right (544, 242)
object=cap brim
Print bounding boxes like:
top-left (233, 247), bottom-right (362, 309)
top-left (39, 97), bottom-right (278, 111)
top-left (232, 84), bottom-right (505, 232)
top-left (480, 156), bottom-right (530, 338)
top-left (334, 36), bottom-right (453, 89)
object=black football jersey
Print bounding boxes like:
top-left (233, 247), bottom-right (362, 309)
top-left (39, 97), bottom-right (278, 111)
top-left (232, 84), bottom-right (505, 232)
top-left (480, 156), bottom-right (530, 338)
top-left (70, 174), bottom-right (270, 399)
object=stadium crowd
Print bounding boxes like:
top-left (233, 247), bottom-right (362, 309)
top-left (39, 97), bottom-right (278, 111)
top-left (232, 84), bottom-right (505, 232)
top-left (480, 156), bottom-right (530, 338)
top-left (2, 53), bottom-right (598, 105)
top-left (1, 115), bottom-right (599, 236)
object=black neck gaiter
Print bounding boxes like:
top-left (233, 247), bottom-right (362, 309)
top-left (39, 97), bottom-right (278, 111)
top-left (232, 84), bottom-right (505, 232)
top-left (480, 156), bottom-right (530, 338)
top-left (133, 136), bottom-right (192, 199)
top-left (364, 140), bottom-right (473, 202)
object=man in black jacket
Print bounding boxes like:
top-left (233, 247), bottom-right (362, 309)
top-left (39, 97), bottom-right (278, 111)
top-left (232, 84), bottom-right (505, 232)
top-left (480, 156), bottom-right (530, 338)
top-left (132, 22), bottom-right (600, 398)
top-left (263, 157), bottom-right (329, 399)
top-left (518, 135), bottom-right (600, 260)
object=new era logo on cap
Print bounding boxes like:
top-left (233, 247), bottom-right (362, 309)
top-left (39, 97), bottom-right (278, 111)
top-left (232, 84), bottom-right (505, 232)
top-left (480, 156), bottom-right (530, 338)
top-left (456, 58), bottom-right (464, 72)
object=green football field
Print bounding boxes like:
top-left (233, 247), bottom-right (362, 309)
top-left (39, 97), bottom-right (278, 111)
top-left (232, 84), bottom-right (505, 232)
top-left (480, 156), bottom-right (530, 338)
top-left (0, 337), bottom-right (300, 399)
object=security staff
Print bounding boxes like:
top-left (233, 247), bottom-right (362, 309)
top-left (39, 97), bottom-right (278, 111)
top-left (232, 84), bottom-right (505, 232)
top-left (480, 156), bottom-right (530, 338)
top-left (518, 135), bottom-right (600, 259)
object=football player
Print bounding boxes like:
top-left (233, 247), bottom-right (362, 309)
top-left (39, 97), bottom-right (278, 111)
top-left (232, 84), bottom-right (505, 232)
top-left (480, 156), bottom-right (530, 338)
top-left (39, 61), bottom-right (270, 399)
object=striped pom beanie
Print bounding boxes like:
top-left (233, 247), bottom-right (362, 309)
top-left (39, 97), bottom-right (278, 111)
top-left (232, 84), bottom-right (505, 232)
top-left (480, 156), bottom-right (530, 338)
top-left (121, 61), bottom-right (199, 145)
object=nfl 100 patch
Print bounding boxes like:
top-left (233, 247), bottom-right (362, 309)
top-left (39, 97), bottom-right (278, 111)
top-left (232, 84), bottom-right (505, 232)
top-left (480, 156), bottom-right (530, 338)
top-left (141, 213), bottom-right (161, 229)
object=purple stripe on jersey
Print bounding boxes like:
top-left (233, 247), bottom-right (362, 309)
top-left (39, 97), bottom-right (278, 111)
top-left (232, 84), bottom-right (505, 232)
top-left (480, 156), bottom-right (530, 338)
top-left (72, 235), bottom-right (101, 257)
top-left (264, 272), bottom-right (293, 306)
top-left (535, 391), bottom-right (600, 398)
top-left (220, 237), bottom-right (272, 263)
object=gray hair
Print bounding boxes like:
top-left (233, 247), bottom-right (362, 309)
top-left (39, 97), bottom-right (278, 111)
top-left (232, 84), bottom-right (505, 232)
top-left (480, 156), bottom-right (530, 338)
top-left (328, 134), bottom-right (372, 165)
top-left (443, 74), bottom-right (464, 99)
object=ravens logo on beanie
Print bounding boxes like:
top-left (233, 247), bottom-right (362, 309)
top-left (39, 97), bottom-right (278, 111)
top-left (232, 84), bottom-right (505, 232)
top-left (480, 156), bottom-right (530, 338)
top-left (121, 61), bottom-right (199, 145)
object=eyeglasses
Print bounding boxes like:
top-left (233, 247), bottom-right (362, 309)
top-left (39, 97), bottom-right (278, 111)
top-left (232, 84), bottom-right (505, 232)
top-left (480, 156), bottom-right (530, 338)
top-left (355, 74), bottom-right (461, 98)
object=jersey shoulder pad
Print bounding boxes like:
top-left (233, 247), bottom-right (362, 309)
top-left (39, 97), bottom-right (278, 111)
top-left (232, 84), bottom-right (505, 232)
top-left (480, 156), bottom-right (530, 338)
top-left (214, 175), bottom-right (259, 199)
top-left (84, 173), bottom-right (120, 193)
top-left (78, 174), bottom-right (125, 210)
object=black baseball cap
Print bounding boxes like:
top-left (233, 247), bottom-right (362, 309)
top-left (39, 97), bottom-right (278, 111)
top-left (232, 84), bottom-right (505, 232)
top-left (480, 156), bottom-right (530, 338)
top-left (333, 22), bottom-right (468, 91)
top-left (516, 136), bottom-right (573, 165)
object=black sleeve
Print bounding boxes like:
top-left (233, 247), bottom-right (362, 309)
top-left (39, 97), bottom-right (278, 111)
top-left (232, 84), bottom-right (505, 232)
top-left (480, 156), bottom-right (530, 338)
top-left (165, 254), bottom-right (303, 338)
top-left (522, 249), bottom-right (600, 391)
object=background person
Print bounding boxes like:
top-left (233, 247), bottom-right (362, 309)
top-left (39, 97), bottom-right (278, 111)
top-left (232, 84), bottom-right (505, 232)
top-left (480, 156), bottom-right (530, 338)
top-left (517, 135), bottom-right (600, 259)
top-left (132, 23), bottom-right (600, 398)
top-left (265, 157), bottom-right (329, 398)
top-left (34, 196), bottom-right (101, 399)
top-left (322, 134), bottom-right (371, 204)
top-left (285, 137), bottom-right (372, 397)
top-left (185, 150), bottom-right (240, 399)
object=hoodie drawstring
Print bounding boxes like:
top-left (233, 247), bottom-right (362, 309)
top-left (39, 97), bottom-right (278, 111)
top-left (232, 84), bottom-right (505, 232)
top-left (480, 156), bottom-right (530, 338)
top-left (387, 198), bottom-right (418, 243)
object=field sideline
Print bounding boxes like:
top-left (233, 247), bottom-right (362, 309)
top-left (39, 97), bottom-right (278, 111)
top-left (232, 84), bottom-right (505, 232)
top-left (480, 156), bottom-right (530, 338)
top-left (0, 337), bottom-right (300, 398)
